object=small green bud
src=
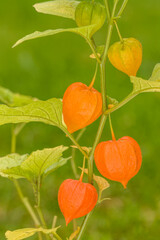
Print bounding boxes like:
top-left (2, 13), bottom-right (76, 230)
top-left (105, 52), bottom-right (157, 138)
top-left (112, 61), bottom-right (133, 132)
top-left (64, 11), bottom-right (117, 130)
top-left (75, 1), bottom-right (106, 36)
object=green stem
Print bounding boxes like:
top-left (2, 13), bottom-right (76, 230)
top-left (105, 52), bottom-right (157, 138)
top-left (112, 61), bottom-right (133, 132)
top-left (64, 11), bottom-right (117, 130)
top-left (11, 125), bottom-right (42, 239)
top-left (52, 232), bottom-right (62, 240)
top-left (102, 0), bottom-right (119, 63)
top-left (103, 0), bottom-right (111, 21)
top-left (11, 126), bottom-right (16, 153)
top-left (34, 180), bottom-right (55, 240)
top-left (88, 114), bottom-right (107, 184)
top-left (77, 1), bottom-right (121, 239)
top-left (13, 179), bottom-right (40, 227)
top-left (88, 0), bottom-right (119, 184)
top-left (71, 128), bottom-right (86, 179)
top-left (86, 38), bottom-right (101, 64)
top-left (116, 0), bottom-right (129, 18)
top-left (104, 92), bottom-right (136, 115)
top-left (114, 20), bottom-right (124, 42)
top-left (76, 212), bottom-right (92, 240)
top-left (100, 63), bottom-right (107, 111)
top-left (61, 126), bottom-right (88, 159)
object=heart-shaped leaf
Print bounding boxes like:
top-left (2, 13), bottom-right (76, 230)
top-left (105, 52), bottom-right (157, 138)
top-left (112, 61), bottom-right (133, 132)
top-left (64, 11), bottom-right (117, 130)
top-left (0, 98), bottom-right (64, 128)
top-left (34, 0), bottom-right (79, 20)
top-left (13, 25), bottom-right (95, 48)
top-left (1, 146), bottom-right (69, 183)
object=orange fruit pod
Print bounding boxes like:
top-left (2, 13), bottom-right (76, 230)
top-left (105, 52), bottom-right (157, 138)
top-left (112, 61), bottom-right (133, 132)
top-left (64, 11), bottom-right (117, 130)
top-left (58, 179), bottom-right (98, 225)
top-left (63, 82), bottom-right (102, 133)
top-left (94, 136), bottom-right (142, 188)
top-left (108, 38), bottom-right (142, 76)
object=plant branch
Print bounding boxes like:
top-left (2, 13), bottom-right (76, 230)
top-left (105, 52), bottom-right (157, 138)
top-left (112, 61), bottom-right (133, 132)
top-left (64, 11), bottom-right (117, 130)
top-left (103, 0), bottom-right (111, 21)
top-left (116, 0), bottom-right (129, 18)
top-left (11, 125), bottom-right (42, 240)
top-left (104, 91), bottom-right (139, 115)
top-left (13, 179), bottom-right (40, 227)
top-left (76, 212), bottom-right (92, 240)
top-left (61, 126), bottom-right (88, 159)
top-left (71, 128), bottom-right (86, 179)
top-left (77, 0), bottom-right (121, 238)
top-left (86, 38), bottom-right (101, 64)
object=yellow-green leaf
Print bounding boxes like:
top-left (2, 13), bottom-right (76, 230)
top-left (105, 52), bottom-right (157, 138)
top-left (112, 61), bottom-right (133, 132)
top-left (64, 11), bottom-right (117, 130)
top-left (13, 25), bottom-right (95, 48)
top-left (131, 76), bottom-right (160, 94)
top-left (0, 86), bottom-right (38, 107)
top-left (1, 146), bottom-right (69, 182)
top-left (34, 0), bottom-right (79, 20)
top-left (0, 98), bottom-right (64, 128)
top-left (5, 227), bottom-right (59, 240)
top-left (149, 63), bottom-right (160, 82)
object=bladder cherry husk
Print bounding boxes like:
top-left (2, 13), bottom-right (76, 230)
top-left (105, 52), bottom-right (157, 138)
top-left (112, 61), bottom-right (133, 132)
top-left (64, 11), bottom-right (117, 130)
top-left (94, 136), bottom-right (142, 188)
top-left (75, 1), bottom-right (106, 36)
top-left (63, 82), bottom-right (102, 133)
top-left (108, 38), bottom-right (142, 76)
top-left (58, 179), bottom-right (98, 225)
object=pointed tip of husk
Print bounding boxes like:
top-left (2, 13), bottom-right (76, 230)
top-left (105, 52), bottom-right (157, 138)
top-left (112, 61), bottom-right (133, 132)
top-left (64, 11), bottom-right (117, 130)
top-left (65, 216), bottom-right (72, 226)
top-left (121, 181), bottom-right (128, 189)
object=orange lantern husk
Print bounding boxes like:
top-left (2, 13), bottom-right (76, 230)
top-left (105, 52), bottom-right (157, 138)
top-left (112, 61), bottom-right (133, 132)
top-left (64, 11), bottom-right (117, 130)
top-left (94, 136), bottom-right (142, 188)
top-left (108, 38), bottom-right (142, 76)
top-left (58, 179), bottom-right (98, 225)
top-left (62, 82), bottom-right (102, 133)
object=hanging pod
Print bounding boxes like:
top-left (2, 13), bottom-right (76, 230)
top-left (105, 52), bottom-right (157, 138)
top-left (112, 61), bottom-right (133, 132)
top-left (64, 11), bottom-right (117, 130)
top-left (94, 136), bottom-right (142, 188)
top-left (63, 82), bottom-right (102, 133)
top-left (58, 179), bottom-right (98, 225)
top-left (108, 38), bottom-right (142, 76)
top-left (75, 1), bottom-right (106, 36)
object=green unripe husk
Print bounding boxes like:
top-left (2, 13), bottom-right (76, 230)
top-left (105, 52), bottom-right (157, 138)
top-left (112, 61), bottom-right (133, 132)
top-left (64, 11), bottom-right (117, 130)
top-left (75, 1), bottom-right (106, 36)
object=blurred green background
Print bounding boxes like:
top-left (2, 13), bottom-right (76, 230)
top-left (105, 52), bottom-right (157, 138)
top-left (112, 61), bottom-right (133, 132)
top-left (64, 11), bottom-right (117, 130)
top-left (0, 0), bottom-right (160, 239)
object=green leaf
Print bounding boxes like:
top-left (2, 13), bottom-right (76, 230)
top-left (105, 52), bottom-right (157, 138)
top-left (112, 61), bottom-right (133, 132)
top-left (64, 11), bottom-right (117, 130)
top-left (130, 75), bottom-right (160, 94)
top-left (2, 146), bottom-right (69, 182)
top-left (5, 227), bottom-right (60, 240)
top-left (0, 154), bottom-right (28, 178)
top-left (13, 25), bottom-right (95, 48)
top-left (0, 86), bottom-right (38, 107)
top-left (0, 98), bottom-right (64, 128)
top-left (34, 0), bottom-right (79, 20)
top-left (105, 63), bottom-right (160, 115)
top-left (149, 63), bottom-right (160, 82)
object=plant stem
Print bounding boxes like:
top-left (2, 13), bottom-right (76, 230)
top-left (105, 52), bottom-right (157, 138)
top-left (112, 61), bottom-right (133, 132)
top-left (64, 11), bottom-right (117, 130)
top-left (114, 20), bottom-right (123, 42)
top-left (13, 179), bottom-right (40, 227)
top-left (86, 38), bottom-right (101, 64)
top-left (88, 0), bottom-right (119, 184)
top-left (104, 91), bottom-right (137, 115)
top-left (103, 0), bottom-right (111, 21)
top-left (77, 1), bottom-right (121, 239)
top-left (61, 126), bottom-right (88, 159)
top-left (102, 0), bottom-right (119, 63)
top-left (116, 0), bottom-right (129, 18)
top-left (76, 212), bottom-right (92, 240)
top-left (88, 114), bottom-right (107, 184)
top-left (11, 125), bottom-right (42, 240)
top-left (11, 125), bottom-right (16, 153)
top-left (71, 128), bottom-right (86, 179)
